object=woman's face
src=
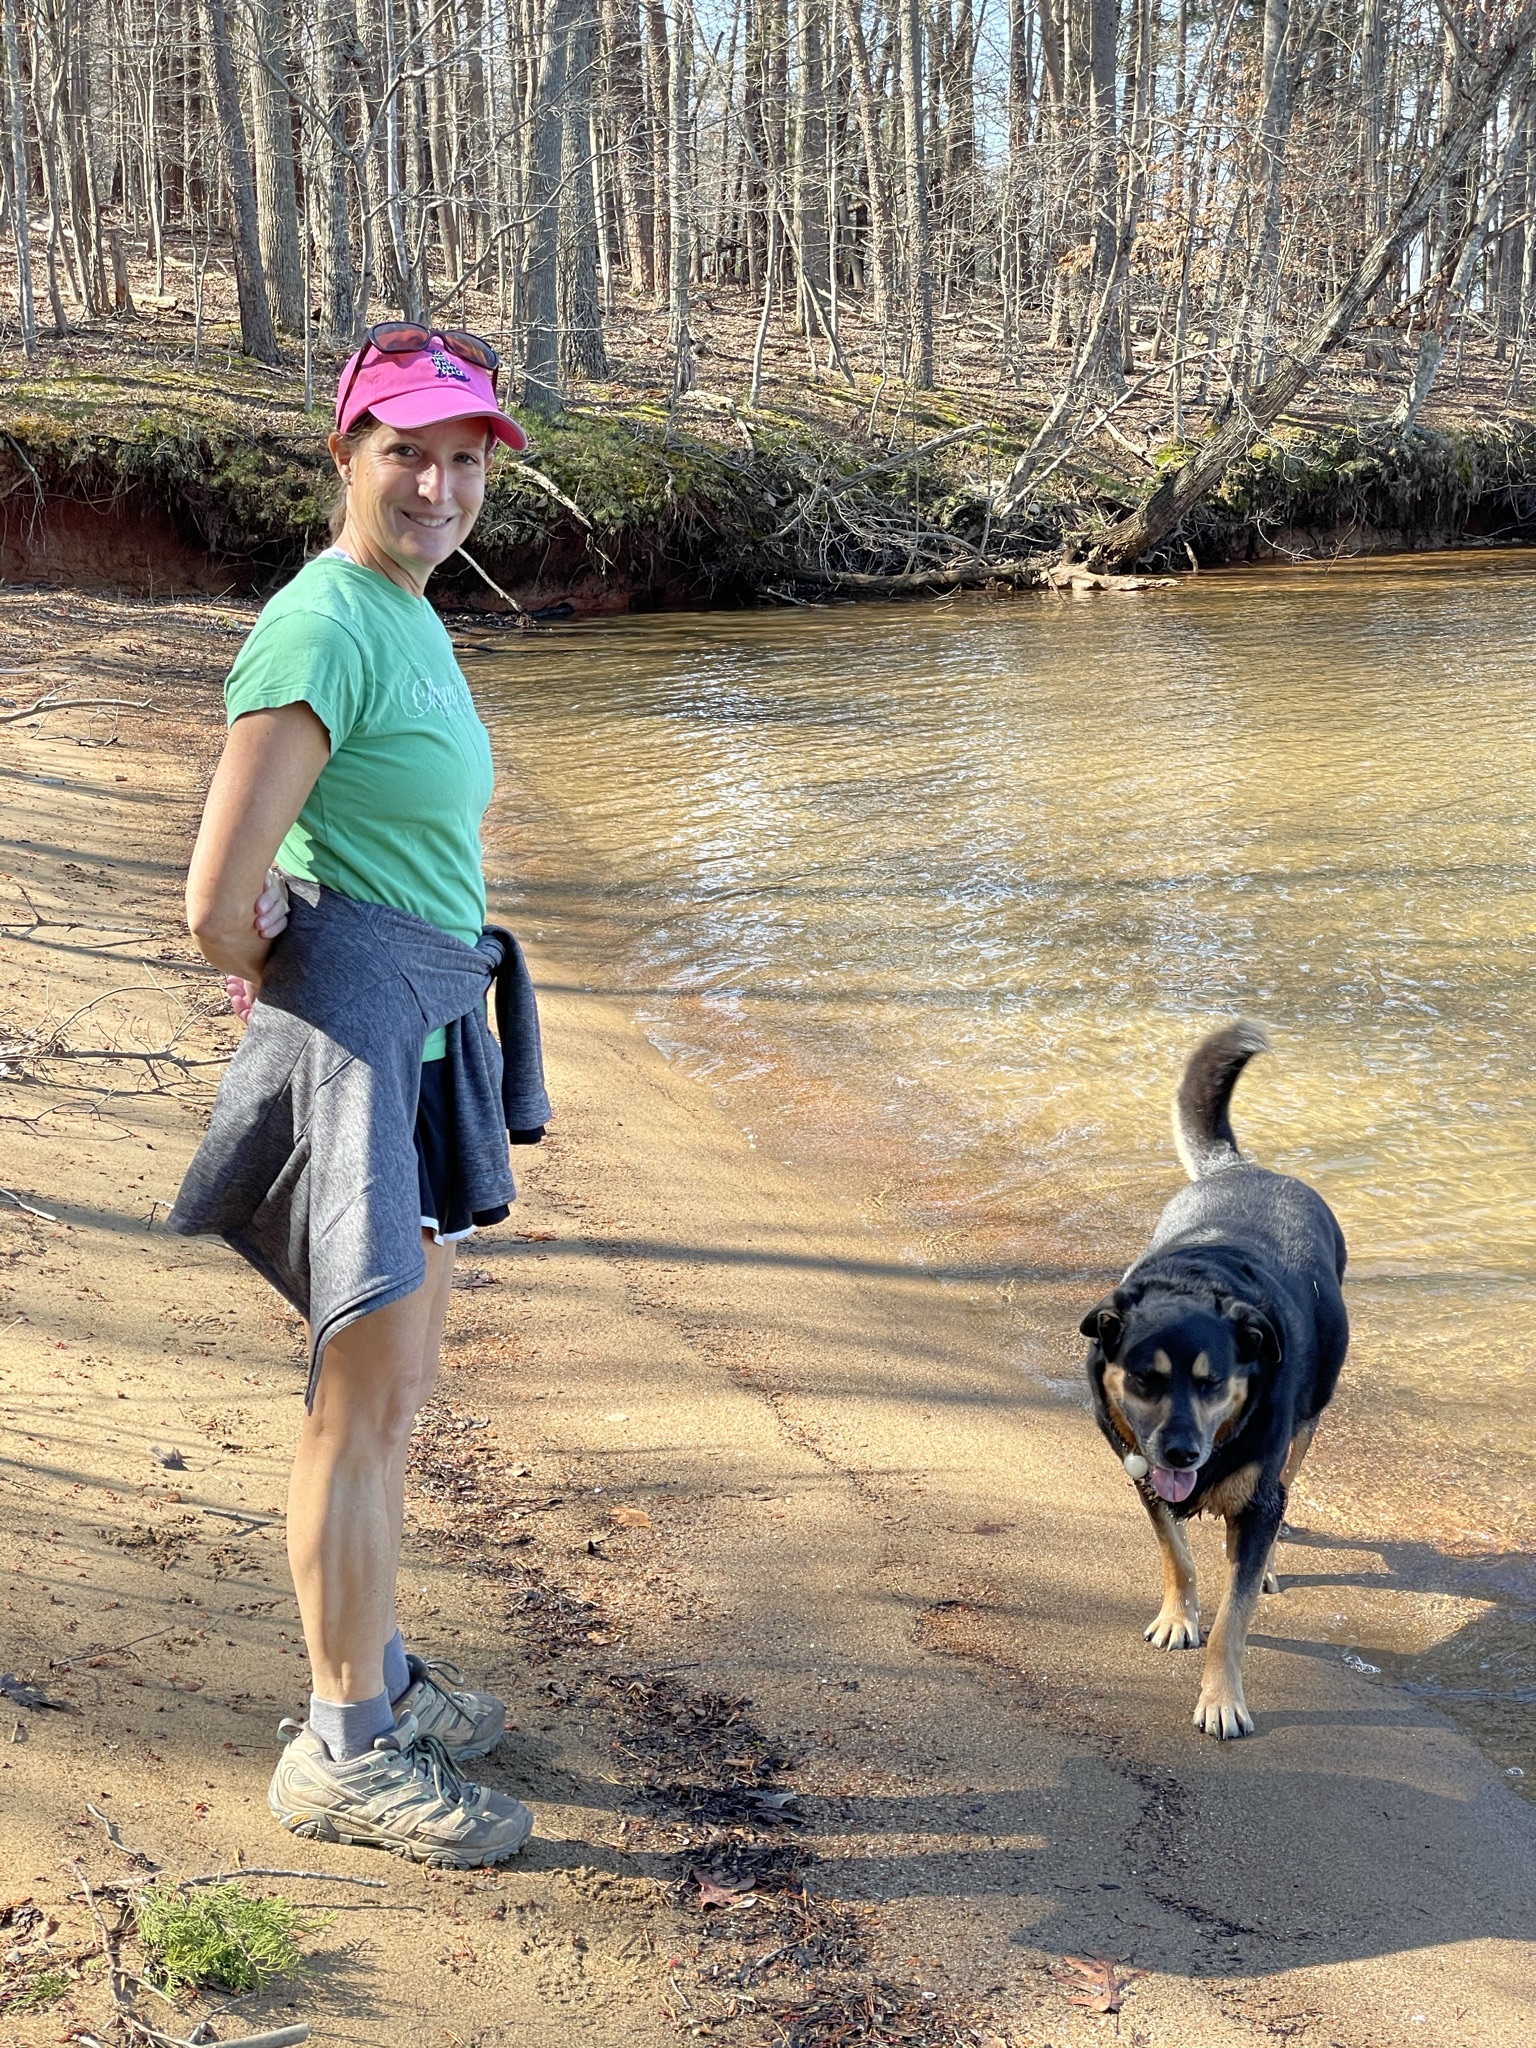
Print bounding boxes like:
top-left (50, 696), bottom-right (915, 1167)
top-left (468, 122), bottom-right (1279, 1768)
top-left (330, 417), bottom-right (493, 593)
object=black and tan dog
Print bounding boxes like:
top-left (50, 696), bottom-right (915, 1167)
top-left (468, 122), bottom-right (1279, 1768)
top-left (1080, 1022), bottom-right (1348, 1739)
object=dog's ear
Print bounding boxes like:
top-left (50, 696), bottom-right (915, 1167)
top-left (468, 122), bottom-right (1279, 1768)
top-left (1227, 1302), bottom-right (1281, 1369)
top-left (1080, 1291), bottom-right (1128, 1356)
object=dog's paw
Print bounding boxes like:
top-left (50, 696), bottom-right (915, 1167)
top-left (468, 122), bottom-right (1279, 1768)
top-left (1145, 1607), bottom-right (1201, 1651)
top-left (1192, 1687), bottom-right (1255, 1740)
top-left (1262, 1569), bottom-right (1281, 1595)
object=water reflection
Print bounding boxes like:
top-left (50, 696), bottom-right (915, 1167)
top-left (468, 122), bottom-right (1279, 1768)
top-left (473, 551), bottom-right (1536, 1776)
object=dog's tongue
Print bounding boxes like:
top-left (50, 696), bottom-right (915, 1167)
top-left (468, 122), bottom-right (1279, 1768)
top-left (1151, 1465), bottom-right (1199, 1504)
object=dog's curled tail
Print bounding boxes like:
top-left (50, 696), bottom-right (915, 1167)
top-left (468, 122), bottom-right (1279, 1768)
top-left (1173, 1020), bottom-right (1271, 1180)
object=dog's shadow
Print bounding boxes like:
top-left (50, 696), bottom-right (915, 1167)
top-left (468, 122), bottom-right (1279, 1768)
top-left (1273, 1521), bottom-right (1536, 1606)
top-left (1255, 1521), bottom-right (1535, 1764)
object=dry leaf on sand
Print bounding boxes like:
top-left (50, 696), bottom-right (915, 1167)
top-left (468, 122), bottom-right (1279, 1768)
top-left (693, 1870), bottom-right (759, 1909)
top-left (1051, 1954), bottom-right (1148, 2013)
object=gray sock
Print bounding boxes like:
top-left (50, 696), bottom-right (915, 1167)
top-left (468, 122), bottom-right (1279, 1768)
top-left (382, 1628), bottom-right (411, 1705)
top-left (309, 1689), bottom-right (394, 1762)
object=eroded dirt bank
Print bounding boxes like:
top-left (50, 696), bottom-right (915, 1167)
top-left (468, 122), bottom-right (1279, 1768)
top-left (0, 589), bottom-right (1532, 2047)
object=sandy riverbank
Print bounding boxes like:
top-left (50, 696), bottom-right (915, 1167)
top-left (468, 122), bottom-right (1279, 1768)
top-left (1, 588), bottom-right (1532, 2047)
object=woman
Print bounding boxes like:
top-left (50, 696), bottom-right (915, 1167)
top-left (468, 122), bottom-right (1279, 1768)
top-left (174, 328), bottom-right (545, 1867)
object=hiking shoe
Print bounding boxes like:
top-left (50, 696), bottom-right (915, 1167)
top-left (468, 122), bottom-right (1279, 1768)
top-left (268, 1710), bottom-right (533, 1867)
top-left (393, 1654), bottom-right (506, 1762)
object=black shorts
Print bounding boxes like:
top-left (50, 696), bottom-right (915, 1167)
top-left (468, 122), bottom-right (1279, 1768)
top-left (414, 1056), bottom-right (511, 1243)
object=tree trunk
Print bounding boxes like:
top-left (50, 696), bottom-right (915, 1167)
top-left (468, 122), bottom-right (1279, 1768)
top-left (320, 0), bottom-right (359, 337)
top-left (843, 0), bottom-right (892, 330)
top-left (523, 0), bottom-right (579, 407)
top-left (1, 0), bottom-right (38, 355)
top-left (900, 0), bottom-right (932, 384)
top-left (667, 0), bottom-right (695, 392)
top-left (248, 0), bottom-right (304, 334)
top-left (602, 0), bottom-right (655, 293)
top-left (791, 0), bottom-right (828, 335)
top-left (642, 0), bottom-right (670, 298)
top-left (199, 0), bottom-right (279, 360)
top-left (560, 0), bottom-right (610, 375)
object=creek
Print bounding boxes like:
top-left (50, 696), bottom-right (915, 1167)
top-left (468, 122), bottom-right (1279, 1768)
top-left (475, 549), bottom-right (1536, 1786)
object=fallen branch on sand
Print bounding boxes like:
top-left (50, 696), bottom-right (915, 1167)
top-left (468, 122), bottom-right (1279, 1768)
top-left (0, 692), bottom-right (159, 724)
top-left (2, 977), bottom-right (230, 1078)
top-left (24, 1046), bottom-right (228, 1069)
top-left (175, 1867), bottom-right (385, 1891)
top-left (87, 1802), bottom-right (161, 1871)
top-left (0, 1185), bottom-right (57, 1222)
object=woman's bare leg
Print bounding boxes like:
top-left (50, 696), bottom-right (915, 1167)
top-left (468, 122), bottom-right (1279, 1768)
top-left (287, 1233), bottom-right (456, 1703)
top-left (383, 1239), bottom-right (457, 1649)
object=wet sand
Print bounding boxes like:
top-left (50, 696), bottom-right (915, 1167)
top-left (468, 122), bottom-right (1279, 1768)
top-left (0, 588), bottom-right (1531, 2047)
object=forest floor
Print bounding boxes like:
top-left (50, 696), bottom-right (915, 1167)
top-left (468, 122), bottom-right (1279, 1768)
top-left (1, 590), bottom-right (1532, 2047)
top-left (7, 247), bottom-right (1536, 605)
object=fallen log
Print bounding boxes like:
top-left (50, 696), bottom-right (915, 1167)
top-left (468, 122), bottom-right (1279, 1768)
top-left (784, 557), bottom-right (1176, 597)
top-left (787, 558), bottom-right (1042, 596)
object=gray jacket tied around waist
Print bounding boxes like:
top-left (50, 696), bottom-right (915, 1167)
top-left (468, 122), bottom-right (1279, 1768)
top-left (168, 881), bottom-right (551, 1401)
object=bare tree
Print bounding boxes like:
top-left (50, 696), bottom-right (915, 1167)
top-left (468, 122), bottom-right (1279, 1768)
top-left (246, 0), bottom-right (305, 335)
top-left (1, 0), bottom-right (38, 355)
top-left (198, 0), bottom-right (279, 359)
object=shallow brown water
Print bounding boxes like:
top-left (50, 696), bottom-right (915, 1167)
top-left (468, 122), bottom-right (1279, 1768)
top-left (475, 551), bottom-right (1536, 1785)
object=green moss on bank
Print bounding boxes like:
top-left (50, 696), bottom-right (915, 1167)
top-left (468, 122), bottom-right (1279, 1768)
top-left (0, 359), bottom-right (805, 599)
top-left (1181, 417), bottom-right (1536, 560)
top-left (6, 353), bottom-right (1536, 597)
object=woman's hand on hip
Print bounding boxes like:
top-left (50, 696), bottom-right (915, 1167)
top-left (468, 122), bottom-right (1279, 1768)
top-left (224, 874), bottom-right (290, 1026)
top-left (254, 867), bottom-right (290, 940)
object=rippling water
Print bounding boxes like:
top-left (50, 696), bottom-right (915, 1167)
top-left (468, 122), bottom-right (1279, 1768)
top-left (475, 552), bottom-right (1536, 1777)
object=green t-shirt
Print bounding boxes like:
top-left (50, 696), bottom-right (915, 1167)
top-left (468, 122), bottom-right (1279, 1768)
top-left (224, 552), bottom-right (494, 1059)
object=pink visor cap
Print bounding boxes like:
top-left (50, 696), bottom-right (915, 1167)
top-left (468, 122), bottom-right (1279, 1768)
top-left (336, 341), bottom-right (529, 450)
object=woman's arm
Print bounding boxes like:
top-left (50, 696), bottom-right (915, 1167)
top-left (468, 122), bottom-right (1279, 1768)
top-left (186, 704), bottom-right (331, 984)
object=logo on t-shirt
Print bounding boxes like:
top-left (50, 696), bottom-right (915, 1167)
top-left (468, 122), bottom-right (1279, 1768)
top-left (429, 349), bottom-right (471, 384)
top-left (411, 672), bottom-right (470, 719)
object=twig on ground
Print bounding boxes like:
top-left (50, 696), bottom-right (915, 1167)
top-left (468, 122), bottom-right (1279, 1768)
top-left (176, 1867), bottom-right (386, 1890)
top-left (201, 1507), bottom-right (281, 1528)
top-left (200, 2028), bottom-right (310, 2048)
top-left (68, 1858), bottom-right (131, 2015)
top-left (87, 1800), bottom-right (162, 1871)
top-left (0, 1185), bottom-right (57, 1222)
top-left (0, 693), bottom-right (159, 724)
top-left (86, 1625), bottom-right (184, 1659)
top-left (0, 918), bottom-right (161, 939)
top-left (28, 1047), bottom-right (228, 1069)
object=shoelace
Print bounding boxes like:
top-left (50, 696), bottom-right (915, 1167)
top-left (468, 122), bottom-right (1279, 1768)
top-left (418, 1655), bottom-right (470, 1694)
top-left (401, 1726), bottom-right (473, 1806)
top-left (280, 1710), bottom-right (472, 1804)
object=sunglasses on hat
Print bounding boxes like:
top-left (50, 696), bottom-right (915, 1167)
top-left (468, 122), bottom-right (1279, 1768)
top-left (336, 321), bottom-right (501, 430)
